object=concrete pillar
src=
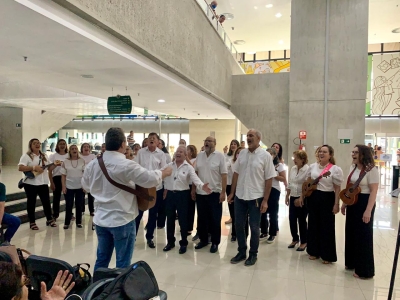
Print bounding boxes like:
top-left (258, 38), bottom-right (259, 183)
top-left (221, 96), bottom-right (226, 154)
top-left (289, 0), bottom-right (368, 168)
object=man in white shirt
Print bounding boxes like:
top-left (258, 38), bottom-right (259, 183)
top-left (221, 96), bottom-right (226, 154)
top-left (227, 129), bottom-right (275, 266)
top-left (134, 132), bottom-right (167, 249)
top-left (162, 146), bottom-right (211, 254)
top-left (82, 128), bottom-right (172, 270)
top-left (193, 136), bottom-right (227, 253)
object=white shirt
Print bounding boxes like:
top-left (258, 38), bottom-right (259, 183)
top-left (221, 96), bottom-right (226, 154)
top-left (306, 163), bottom-right (343, 192)
top-left (347, 165), bottom-right (379, 194)
top-left (18, 153), bottom-right (50, 186)
top-left (272, 163), bottom-right (285, 192)
top-left (81, 153), bottom-right (96, 165)
top-left (195, 150), bottom-right (227, 195)
top-left (81, 151), bottom-right (162, 228)
top-left (135, 147), bottom-right (166, 191)
top-left (288, 164), bottom-right (310, 197)
top-left (60, 158), bottom-right (85, 189)
top-left (48, 153), bottom-right (69, 177)
top-left (162, 161), bottom-right (204, 191)
top-left (226, 156), bottom-right (234, 185)
top-left (235, 147), bottom-right (276, 200)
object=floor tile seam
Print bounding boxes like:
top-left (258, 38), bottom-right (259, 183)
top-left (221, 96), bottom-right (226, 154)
top-left (244, 269), bottom-right (256, 298)
top-left (303, 278), bottom-right (363, 290)
top-left (187, 286), bottom-right (249, 298)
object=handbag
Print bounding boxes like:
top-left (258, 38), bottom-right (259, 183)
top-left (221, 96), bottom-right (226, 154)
top-left (97, 155), bottom-right (157, 211)
top-left (73, 263), bottom-right (92, 291)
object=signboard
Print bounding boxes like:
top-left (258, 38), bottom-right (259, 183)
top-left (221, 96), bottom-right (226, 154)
top-left (380, 154), bottom-right (392, 162)
top-left (107, 95), bottom-right (132, 114)
top-left (299, 131), bottom-right (307, 139)
top-left (340, 139), bottom-right (351, 144)
top-left (144, 108), bottom-right (148, 115)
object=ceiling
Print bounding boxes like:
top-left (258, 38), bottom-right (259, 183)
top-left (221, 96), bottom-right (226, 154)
top-left (0, 0), bottom-right (234, 119)
top-left (216, 0), bottom-right (400, 53)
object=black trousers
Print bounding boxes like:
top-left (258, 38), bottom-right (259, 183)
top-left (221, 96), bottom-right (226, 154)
top-left (260, 188), bottom-right (280, 236)
top-left (88, 193), bottom-right (95, 214)
top-left (51, 175), bottom-right (62, 218)
top-left (166, 190), bottom-right (190, 246)
top-left (345, 193), bottom-right (375, 278)
top-left (307, 190), bottom-right (337, 262)
top-left (289, 196), bottom-right (308, 243)
top-left (196, 192), bottom-right (222, 245)
top-left (187, 185), bottom-right (196, 232)
top-left (157, 188), bottom-right (166, 228)
top-left (24, 184), bottom-right (53, 223)
top-left (64, 188), bottom-right (84, 226)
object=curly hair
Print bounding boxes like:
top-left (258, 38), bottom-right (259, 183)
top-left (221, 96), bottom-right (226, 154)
top-left (293, 150), bottom-right (308, 165)
top-left (355, 144), bottom-right (374, 167)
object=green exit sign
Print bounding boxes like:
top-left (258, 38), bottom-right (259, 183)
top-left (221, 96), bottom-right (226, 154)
top-left (340, 139), bottom-right (351, 144)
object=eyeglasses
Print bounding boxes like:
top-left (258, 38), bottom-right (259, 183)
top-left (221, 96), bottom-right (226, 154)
top-left (204, 140), bottom-right (214, 143)
top-left (351, 151), bottom-right (359, 154)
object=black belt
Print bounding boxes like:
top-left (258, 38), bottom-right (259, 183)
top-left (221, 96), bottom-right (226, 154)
top-left (170, 190), bottom-right (189, 193)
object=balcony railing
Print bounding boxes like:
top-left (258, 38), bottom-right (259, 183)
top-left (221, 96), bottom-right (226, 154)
top-left (196, 0), bottom-right (243, 65)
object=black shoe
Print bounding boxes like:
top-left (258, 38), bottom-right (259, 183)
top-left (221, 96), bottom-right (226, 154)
top-left (245, 255), bottom-right (257, 266)
top-left (192, 233), bottom-right (199, 241)
top-left (259, 233), bottom-right (268, 241)
top-left (163, 244), bottom-right (175, 252)
top-left (157, 227), bottom-right (164, 230)
top-left (231, 236), bottom-right (237, 242)
top-left (266, 236), bottom-right (275, 244)
top-left (76, 224), bottom-right (83, 228)
top-left (288, 241), bottom-right (299, 249)
top-left (147, 240), bottom-right (155, 249)
top-left (195, 242), bottom-right (208, 250)
top-left (230, 253), bottom-right (246, 264)
top-left (210, 244), bottom-right (218, 253)
top-left (297, 244), bottom-right (307, 252)
top-left (179, 246), bottom-right (187, 254)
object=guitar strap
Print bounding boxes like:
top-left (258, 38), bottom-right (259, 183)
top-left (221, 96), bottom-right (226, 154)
top-left (346, 166), bottom-right (365, 185)
top-left (318, 163), bottom-right (333, 178)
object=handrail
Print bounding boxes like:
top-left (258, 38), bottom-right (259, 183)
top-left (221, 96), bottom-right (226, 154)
top-left (195, 0), bottom-right (244, 66)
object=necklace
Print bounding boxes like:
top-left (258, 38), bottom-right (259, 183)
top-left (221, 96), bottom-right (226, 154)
top-left (319, 163), bottom-right (328, 169)
top-left (71, 159), bottom-right (78, 168)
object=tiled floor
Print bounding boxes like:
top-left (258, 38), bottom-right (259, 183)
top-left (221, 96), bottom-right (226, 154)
top-left (2, 165), bottom-right (400, 299)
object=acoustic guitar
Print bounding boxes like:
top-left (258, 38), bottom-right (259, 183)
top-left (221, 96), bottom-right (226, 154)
top-left (302, 171), bottom-right (331, 198)
top-left (340, 164), bottom-right (375, 206)
top-left (24, 160), bottom-right (61, 179)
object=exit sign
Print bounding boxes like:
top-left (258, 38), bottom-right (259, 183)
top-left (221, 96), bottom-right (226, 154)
top-left (340, 139), bottom-right (351, 144)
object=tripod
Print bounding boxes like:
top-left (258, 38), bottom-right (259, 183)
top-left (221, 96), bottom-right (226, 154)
top-left (388, 220), bottom-right (400, 299)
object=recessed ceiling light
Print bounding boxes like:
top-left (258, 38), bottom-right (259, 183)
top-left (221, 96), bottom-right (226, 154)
top-left (81, 74), bottom-right (94, 79)
top-left (221, 13), bottom-right (234, 19)
top-left (266, 4), bottom-right (273, 8)
top-left (392, 28), bottom-right (400, 33)
top-left (275, 12), bottom-right (282, 18)
top-left (157, 99), bottom-right (165, 103)
top-left (234, 40), bottom-right (246, 45)
top-left (279, 40), bottom-right (284, 44)
top-left (254, 6), bottom-right (258, 9)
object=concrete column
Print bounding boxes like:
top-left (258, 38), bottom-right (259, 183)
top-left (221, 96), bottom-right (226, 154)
top-left (289, 0), bottom-right (368, 168)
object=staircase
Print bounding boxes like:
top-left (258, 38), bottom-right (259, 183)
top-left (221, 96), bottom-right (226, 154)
top-left (5, 192), bottom-right (87, 224)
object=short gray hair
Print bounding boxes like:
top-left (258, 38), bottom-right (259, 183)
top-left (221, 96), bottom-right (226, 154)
top-left (248, 128), bottom-right (262, 140)
top-left (267, 147), bottom-right (277, 156)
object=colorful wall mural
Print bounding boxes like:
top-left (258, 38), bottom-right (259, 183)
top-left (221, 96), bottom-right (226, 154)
top-left (241, 60), bottom-right (290, 74)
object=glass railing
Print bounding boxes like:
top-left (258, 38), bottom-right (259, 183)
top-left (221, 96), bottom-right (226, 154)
top-left (196, 0), bottom-right (244, 66)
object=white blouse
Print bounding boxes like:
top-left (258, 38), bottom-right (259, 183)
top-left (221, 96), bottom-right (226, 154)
top-left (288, 164), bottom-right (310, 197)
top-left (81, 153), bottom-right (96, 164)
top-left (226, 156), bottom-right (234, 185)
top-left (306, 163), bottom-right (343, 192)
top-left (347, 165), bottom-right (379, 194)
top-left (48, 153), bottom-right (69, 177)
top-left (18, 153), bottom-right (50, 186)
top-left (60, 158), bottom-right (86, 189)
top-left (272, 163), bottom-right (285, 192)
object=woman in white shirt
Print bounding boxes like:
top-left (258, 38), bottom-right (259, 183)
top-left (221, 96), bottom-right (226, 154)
top-left (224, 140), bottom-right (239, 227)
top-left (260, 148), bottom-right (287, 244)
top-left (81, 143), bottom-right (96, 216)
top-left (341, 145), bottom-right (378, 279)
top-left (18, 139), bottom-right (58, 230)
top-left (61, 145), bottom-right (85, 229)
top-left (303, 144), bottom-right (343, 264)
top-left (286, 150), bottom-right (310, 251)
top-left (48, 139), bottom-right (69, 220)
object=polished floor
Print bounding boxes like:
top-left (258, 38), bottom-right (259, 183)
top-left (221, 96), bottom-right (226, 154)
top-left (2, 165), bottom-right (400, 299)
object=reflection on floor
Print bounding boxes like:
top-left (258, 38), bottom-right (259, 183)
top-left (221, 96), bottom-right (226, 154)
top-left (2, 165), bottom-right (400, 299)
